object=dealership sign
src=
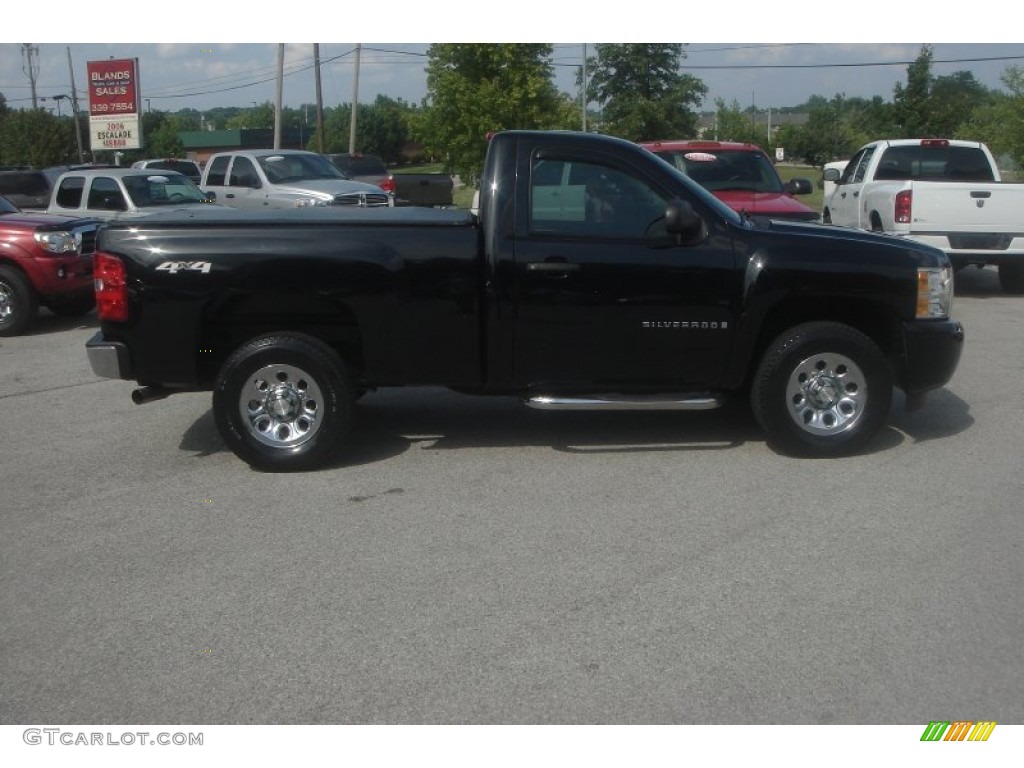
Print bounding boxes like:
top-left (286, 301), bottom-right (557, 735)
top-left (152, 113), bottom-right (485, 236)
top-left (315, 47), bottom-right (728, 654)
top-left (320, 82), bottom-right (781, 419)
top-left (86, 58), bottom-right (142, 151)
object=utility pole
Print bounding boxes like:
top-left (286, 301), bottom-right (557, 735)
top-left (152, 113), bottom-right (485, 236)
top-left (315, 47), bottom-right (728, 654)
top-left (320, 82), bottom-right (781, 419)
top-left (22, 44), bottom-right (40, 109)
top-left (274, 44), bottom-right (284, 149)
top-left (581, 44), bottom-right (587, 132)
top-left (314, 44), bottom-right (325, 153)
top-left (348, 44), bottom-right (361, 154)
top-left (66, 46), bottom-right (85, 163)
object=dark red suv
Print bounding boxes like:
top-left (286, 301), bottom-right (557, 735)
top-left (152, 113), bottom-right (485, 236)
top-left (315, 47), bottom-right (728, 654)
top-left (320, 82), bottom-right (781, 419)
top-left (640, 140), bottom-right (818, 221)
top-left (0, 195), bottom-right (99, 336)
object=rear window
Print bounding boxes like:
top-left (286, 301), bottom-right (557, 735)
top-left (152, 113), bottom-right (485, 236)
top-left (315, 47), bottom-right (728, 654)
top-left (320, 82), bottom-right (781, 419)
top-left (875, 145), bottom-right (996, 182)
top-left (332, 155), bottom-right (387, 176)
top-left (143, 160), bottom-right (201, 180)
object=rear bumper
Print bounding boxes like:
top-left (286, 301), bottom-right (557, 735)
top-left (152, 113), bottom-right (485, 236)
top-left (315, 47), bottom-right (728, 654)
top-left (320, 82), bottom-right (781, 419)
top-left (86, 332), bottom-right (132, 380)
top-left (900, 319), bottom-right (965, 395)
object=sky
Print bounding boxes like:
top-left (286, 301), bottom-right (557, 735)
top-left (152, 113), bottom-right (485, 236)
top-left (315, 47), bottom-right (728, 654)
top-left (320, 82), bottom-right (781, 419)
top-left (2, 3), bottom-right (1021, 118)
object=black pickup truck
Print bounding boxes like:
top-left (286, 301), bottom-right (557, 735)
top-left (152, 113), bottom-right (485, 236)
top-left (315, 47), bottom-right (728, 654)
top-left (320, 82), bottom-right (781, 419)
top-left (86, 130), bottom-right (964, 471)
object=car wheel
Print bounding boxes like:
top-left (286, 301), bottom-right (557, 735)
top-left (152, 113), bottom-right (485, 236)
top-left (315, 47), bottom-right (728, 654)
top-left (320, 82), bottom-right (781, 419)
top-left (213, 333), bottom-right (355, 471)
top-left (47, 293), bottom-right (96, 317)
top-left (751, 322), bottom-right (892, 457)
top-left (998, 263), bottom-right (1024, 294)
top-left (0, 265), bottom-right (39, 337)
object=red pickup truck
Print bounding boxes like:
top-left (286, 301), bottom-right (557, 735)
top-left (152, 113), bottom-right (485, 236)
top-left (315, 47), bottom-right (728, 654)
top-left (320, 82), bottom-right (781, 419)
top-left (0, 195), bottom-right (99, 336)
top-left (641, 140), bottom-right (818, 221)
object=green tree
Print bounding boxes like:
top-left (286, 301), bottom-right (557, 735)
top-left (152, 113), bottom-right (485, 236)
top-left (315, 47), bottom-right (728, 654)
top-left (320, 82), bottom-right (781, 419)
top-left (929, 71), bottom-right (993, 138)
top-left (355, 96), bottom-right (415, 164)
top-left (225, 102), bottom-right (274, 130)
top-left (585, 44), bottom-right (707, 141)
top-left (419, 44), bottom-right (572, 184)
top-left (0, 109), bottom-right (76, 167)
top-left (893, 45), bottom-right (934, 136)
top-left (712, 99), bottom-right (753, 142)
top-left (959, 65), bottom-right (1024, 169)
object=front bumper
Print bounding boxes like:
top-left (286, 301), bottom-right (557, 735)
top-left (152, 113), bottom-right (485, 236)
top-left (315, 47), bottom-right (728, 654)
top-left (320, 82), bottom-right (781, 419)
top-left (900, 319), bottom-right (965, 395)
top-left (86, 332), bottom-right (132, 380)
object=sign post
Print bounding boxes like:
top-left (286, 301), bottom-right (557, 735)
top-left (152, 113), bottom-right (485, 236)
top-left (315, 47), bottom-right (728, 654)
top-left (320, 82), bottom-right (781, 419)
top-left (86, 58), bottom-right (142, 155)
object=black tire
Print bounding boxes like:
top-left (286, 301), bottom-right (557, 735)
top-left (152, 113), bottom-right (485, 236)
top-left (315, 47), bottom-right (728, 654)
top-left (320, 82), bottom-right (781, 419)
top-left (0, 265), bottom-right (39, 337)
top-left (213, 333), bottom-right (355, 471)
top-left (47, 293), bottom-right (96, 317)
top-left (998, 263), bottom-right (1024, 295)
top-left (751, 322), bottom-right (893, 457)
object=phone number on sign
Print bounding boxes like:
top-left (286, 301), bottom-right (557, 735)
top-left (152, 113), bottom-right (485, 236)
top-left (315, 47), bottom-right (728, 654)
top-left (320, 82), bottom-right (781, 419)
top-left (91, 102), bottom-right (136, 114)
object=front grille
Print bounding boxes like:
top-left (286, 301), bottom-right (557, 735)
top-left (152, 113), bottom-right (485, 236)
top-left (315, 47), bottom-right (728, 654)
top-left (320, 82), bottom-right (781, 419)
top-left (332, 192), bottom-right (391, 207)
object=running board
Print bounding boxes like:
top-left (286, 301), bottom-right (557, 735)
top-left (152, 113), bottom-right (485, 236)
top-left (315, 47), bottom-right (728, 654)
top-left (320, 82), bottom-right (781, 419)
top-left (524, 393), bottom-right (723, 411)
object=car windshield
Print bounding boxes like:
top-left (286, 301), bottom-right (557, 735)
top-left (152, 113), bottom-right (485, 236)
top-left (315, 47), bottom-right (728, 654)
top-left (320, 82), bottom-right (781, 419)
top-left (121, 174), bottom-right (210, 207)
top-left (257, 154), bottom-right (346, 183)
top-left (654, 148), bottom-right (785, 194)
top-left (0, 196), bottom-right (19, 213)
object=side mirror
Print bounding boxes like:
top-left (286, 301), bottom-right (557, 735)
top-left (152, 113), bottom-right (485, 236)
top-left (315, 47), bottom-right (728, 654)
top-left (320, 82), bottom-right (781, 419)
top-left (785, 178), bottom-right (813, 195)
top-left (664, 198), bottom-right (705, 244)
top-left (822, 168), bottom-right (841, 183)
top-left (203, 190), bottom-right (217, 202)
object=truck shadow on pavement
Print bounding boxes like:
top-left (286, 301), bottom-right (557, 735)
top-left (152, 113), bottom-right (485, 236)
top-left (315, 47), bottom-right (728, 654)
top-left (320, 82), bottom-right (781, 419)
top-left (954, 265), bottom-right (1008, 297)
top-left (178, 384), bottom-right (974, 469)
top-left (23, 309), bottom-right (99, 336)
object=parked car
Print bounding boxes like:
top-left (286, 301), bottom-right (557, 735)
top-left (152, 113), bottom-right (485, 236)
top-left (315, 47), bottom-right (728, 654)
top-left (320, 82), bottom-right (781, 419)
top-left (0, 195), bottom-right (99, 336)
top-left (0, 169), bottom-right (54, 211)
top-left (131, 158), bottom-right (203, 185)
top-left (640, 140), bottom-right (818, 221)
top-left (200, 150), bottom-right (392, 210)
top-left (822, 138), bottom-right (1024, 293)
top-left (324, 152), bottom-right (390, 186)
top-left (46, 168), bottom-right (220, 219)
top-left (325, 153), bottom-right (455, 207)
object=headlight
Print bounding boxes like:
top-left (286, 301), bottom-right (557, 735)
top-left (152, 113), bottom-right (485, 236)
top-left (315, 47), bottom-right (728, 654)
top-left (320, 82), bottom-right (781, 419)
top-left (917, 266), bottom-right (953, 319)
top-left (34, 231), bottom-right (78, 254)
top-left (293, 197), bottom-right (330, 208)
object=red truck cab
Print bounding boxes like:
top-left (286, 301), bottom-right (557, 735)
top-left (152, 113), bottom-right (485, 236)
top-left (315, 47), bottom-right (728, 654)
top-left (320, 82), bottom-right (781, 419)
top-left (641, 140), bottom-right (818, 222)
top-left (0, 195), bottom-right (99, 336)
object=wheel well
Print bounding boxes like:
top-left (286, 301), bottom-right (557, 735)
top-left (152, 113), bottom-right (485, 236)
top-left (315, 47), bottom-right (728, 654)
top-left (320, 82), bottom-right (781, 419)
top-left (747, 298), bottom-right (901, 385)
top-left (196, 292), bottom-right (365, 386)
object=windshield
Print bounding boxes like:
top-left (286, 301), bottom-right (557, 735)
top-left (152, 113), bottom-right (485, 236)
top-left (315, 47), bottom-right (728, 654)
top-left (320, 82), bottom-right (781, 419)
top-left (653, 148), bottom-right (785, 194)
top-left (121, 174), bottom-right (210, 207)
top-left (0, 195), bottom-right (19, 214)
top-left (257, 153), bottom-right (346, 184)
top-left (643, 151), bottom-right (745, 225)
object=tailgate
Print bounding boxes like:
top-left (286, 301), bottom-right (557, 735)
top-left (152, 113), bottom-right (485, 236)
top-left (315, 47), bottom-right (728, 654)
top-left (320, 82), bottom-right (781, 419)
top-left (908, 183), bottom-right (1024, 235)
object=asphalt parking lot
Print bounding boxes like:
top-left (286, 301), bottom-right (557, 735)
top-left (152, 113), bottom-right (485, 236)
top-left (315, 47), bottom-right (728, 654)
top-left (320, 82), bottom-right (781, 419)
top-left (1, 266), bottom-right (1021, 725)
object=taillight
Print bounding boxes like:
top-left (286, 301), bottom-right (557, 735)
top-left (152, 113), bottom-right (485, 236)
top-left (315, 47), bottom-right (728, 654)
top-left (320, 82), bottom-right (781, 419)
top-left (379, 176), bottom-right (396, 195)
top-left (94, 252), bottom-right (129, 322)
top-left (920, 139), bottom-right (949, 147)
top-left (895, 190), bottom-right (912, 224)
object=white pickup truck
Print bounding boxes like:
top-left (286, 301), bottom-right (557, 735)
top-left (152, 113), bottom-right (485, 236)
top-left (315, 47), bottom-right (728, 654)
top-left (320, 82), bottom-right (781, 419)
top-left (200, 149), bottom-right (393, 210)
top-left (822, 139), bottom-right (1024, 293)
